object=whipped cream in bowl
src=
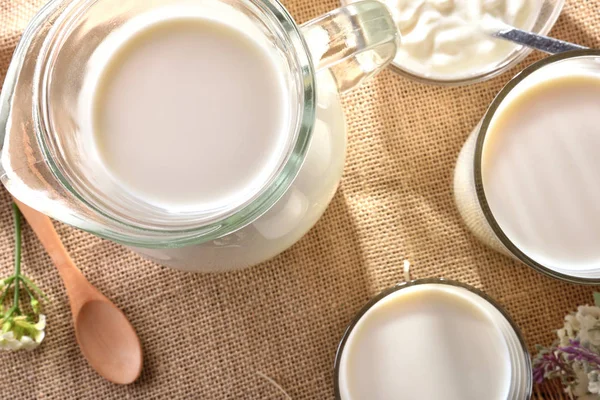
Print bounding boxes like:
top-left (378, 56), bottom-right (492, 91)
top-left (345, 0), bottom-right (564, 84)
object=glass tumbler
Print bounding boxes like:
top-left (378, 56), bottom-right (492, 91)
top-left (454, 50), bottom-right (600, 284)
top-left (334, 279), bottom-right (532, 400)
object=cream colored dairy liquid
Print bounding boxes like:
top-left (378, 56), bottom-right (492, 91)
top-left (92, 17), bottom-right (290, 211)
top-left (338, 284), bottom-right (512, 400)
top-left (482, 75), bottom-right (600, 271)
top-left (136, 70), bottom-right (347, 271)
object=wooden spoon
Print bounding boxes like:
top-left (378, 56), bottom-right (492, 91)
top-left (14, 199), bottom-right (143, 385)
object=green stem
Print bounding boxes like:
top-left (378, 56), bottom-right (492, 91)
top-left (5, 203), bottom-right (22, 319)
top-left (3, 276), bottom-right (16, 286)
top-left (20, 276), bottom-right (47, 300)
top-left (0, 279), bottom-right (14, 307)
top-left (21, 281), bottom-right (34, 300)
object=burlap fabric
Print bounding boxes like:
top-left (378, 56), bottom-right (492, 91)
top-left (0, 0), bottom-right (599, 398)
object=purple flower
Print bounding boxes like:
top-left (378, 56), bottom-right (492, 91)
top-left (560, 340), bottom-right (600, 367)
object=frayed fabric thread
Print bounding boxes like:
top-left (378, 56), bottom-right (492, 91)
top-left (257, 371), bottom-right (292, 399)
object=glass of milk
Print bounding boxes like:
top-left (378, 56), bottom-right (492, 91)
top-left (334, 279), bottom-right (532, 400)
top-left (454, 50), bottom-right (600, 284)
top-left (0, 0), bottom-right (399, 272)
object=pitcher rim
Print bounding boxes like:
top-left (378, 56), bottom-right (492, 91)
top-left (28, 0), bottom-right (318, 248)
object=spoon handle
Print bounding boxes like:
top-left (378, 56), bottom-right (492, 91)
top-left (15, 199), bottom-right (143, 385)
top-left (14, 199), bottom-right (102, 309)
top-left (488, 27), bottom-right (588, 54)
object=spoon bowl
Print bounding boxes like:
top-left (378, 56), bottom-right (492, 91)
top-left (76, 299), bottom-right (142, 384)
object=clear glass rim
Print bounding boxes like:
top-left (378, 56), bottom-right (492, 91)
top-left (387, 0), bottom-right (565, 86)
top-left (31, 0), bottom-right (317, 248)
top-left (474, 49), bottom-right (600, 285)
top-left (332, 278), bottom-right (532, 400)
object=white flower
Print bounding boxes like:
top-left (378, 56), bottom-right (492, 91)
top-left (0, 314), bottom-right (46, 351)
top-left (18, 335), bottom-right (37, 351)
top-left (33, 314), bottom-right (46, 331)
top-left (574, 363), bottom-right (591, 397)
top-left (32, 314), bottom-right (46, 344)
top-left (577, 306), bottom-right (600, 347)
top-left (559, 313), bottom-right (582, 346)
top-left (589, 370), bottom-right (600, 395)
top-left (0, 331), bottom-right (23, 350)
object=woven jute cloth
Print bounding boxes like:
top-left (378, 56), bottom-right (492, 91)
top-left (1, 0), bottom-right (599, 399)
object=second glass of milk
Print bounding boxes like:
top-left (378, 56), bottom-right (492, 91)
top-left (454, 50), bottom-right (600, 284)
top-left (334, 279), bottom-right (532, 400)
top-left (0, 0), bottom-right (399, 272)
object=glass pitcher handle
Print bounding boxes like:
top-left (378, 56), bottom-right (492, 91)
top-left (300, 1), bottom-right (400, 93)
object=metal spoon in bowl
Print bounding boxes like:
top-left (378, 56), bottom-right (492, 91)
top-left (482, 22), bottom-right (587, 54)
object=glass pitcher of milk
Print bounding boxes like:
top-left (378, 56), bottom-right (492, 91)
top-left (0, 0), bottom-right (398, 272)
